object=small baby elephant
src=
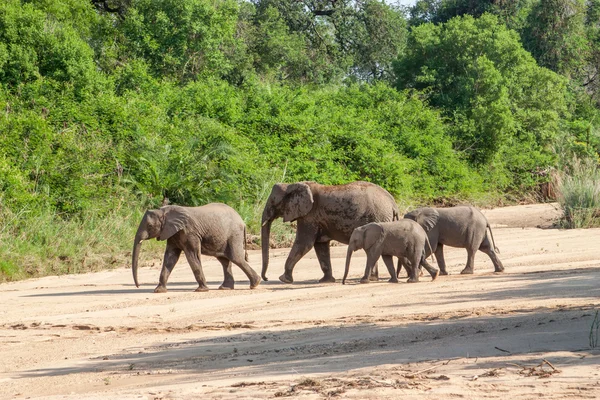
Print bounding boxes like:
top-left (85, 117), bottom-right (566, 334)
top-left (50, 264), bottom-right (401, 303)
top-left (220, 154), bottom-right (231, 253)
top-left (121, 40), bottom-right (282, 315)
top-left (132, 203), bottom-right (261, 293)
top-left (342, 220), bottom-right (438, 285)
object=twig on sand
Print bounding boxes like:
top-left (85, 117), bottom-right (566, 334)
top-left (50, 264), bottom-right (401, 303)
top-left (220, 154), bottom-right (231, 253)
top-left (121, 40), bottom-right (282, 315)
top-left (542, 359), bottom-right (558, 371)
top-left (409, 363), bottom-right (444, 376)
top-left (368, 377), bottom-right (396, 387)
top-left (495, 346), bottom-right (511, 353)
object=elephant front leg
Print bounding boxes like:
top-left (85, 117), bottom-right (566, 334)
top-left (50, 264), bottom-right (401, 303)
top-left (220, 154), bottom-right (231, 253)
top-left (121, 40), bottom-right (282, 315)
top-left (435, 245), bottom-right (448, 275)
top-left (382, 255), bottom-right (398, 283)
top-left (361, 251), bottom-right (381, 284)
top-left (279, 233), bottom-right (314, 283)
top-left (155, 245), bottom-right (182, 293)
top-left (314, 241), bottom-right (335, 283)
top-left (369, 262), bottom-right (380, 281)
top-left (218, 257), bottom-right (235, 290)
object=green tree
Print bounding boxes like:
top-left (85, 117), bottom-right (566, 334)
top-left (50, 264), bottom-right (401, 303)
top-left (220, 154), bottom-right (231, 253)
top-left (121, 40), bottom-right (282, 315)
top-left (522, 0), bottom-right (588, 78)
top-left (118, 0), bottom-right (240, 80)
top-left (395, 14), bottom-right (568, 184)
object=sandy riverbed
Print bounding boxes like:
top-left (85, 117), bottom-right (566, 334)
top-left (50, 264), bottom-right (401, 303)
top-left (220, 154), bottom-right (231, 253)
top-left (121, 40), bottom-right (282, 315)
top-left (1, 203), bottom-right (599, 399)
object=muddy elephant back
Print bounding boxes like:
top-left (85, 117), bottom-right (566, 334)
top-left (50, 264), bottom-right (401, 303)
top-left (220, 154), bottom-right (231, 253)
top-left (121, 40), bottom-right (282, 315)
top-left (365, 183), bottom-right (399, 222)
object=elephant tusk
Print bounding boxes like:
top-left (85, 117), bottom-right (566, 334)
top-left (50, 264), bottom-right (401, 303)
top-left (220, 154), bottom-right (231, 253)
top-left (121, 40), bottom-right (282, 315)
top-left (262, 220), bottom-right (269, 227)
top-left (138, 240), bottom-right (144, 244)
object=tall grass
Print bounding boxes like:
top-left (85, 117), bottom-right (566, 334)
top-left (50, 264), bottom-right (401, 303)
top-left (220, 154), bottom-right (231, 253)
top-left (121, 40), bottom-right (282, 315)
top-left (0, 205), bottom-right (164, 282)
top-left (555, 157), bottom-right (600, 228)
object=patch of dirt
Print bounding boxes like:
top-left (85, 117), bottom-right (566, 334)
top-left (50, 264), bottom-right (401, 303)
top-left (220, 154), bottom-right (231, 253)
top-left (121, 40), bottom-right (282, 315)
top-left (1, 203), bottom-right (599, 400)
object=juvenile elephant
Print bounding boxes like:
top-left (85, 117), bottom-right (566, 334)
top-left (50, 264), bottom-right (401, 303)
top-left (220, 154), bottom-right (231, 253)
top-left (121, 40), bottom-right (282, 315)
top-left (402, 206), bottom-right (504, 275)
top-left (342, 220), bottom-right (438, 284)
top-left (261, 181), bottom-right (399, 283)
top-left (132, 203), bottom-right (261, 293)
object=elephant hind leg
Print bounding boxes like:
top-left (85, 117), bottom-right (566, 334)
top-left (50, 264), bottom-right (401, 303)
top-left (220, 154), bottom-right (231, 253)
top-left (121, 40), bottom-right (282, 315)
top-left (382, 255), bottom-right (398, 283)
top-left (228, 253), bottom-right (261, 289)
top-left (460, 247), bottom-right (477, 275)
top-left (479, 236), bottom-right (504, 272)
top-left (406, 254), bottom-right (421, 283)
top-left (314, 242), bottom-right (335, 283)
top-left (218, 257), bottom-right (235, 290)
top-left (420, 256), bottom-right (439, 281)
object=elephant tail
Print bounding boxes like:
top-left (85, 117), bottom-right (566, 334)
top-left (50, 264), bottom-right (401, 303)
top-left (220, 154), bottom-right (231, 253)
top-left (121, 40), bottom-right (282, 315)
top-left (244, 226), bottom-right (249, 262)
top-left (487, 223), bottom-right (500, 253)
top-left (425, 236), bottom-right (435, 263)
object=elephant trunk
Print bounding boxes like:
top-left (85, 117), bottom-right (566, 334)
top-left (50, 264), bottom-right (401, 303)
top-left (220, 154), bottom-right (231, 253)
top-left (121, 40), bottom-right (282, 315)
top-left (342, 244), bottom-right (355, 285)
top-left (132, 229), bottom-right (149, 288)
top-left (261, 214), bottom-right (274, 281)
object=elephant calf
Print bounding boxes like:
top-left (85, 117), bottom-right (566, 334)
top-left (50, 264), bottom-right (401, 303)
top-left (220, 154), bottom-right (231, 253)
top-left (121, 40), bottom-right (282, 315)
top-left (402, 206), bottom-right (504, 275)
top-left (343, 220), bottom-right (438, 285)
top-left (132, 203), bottom-right (261, 293)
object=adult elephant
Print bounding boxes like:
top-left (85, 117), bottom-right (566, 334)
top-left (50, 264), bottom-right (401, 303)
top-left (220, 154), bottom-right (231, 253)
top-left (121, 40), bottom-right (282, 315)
top-left (402, 206), bottom-right (504, 275)
top-left (261, 181), bottom-right (399, 283)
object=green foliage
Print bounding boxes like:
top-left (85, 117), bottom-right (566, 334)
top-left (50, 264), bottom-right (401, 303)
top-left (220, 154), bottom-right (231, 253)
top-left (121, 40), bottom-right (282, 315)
top-left (0, 0), bottom-right (97, 94)
top-left (522, 0), bottom-right (588, 78)
top-left (118, 0), bottom-right (239, 81)
top-left (395, 14), bottom-right (568, 192)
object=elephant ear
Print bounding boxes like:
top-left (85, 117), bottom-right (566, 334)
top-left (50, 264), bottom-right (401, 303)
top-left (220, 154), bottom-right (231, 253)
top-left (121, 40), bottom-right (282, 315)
top-left (159, 206), bottom-right (189, 241)
top-left (282, 182), bottom-right (314, 222)
top-left (405, 207), bottom-right (439, 233)
top-left (363, 224), bottom-right (384, 250)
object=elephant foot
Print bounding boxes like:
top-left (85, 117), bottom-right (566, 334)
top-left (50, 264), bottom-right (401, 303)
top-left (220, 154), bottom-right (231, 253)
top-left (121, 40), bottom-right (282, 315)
top-left (439, 270), bottom-right (449, 276)
top-left (460, 268), bottom-right (474, 275)
top-left (430, 270), bottom-right (439, 281)
top-left (154, 286), bottom-right (167, 293)
top-left (407, 277), bottom-right (420, 283)
top-left (388, 277), bottom-right (399, 283)
top-left (261, 275), bottom-right (269, 282)
top-left (319, 275), bottom-right (336, 283)
top-left (218, 284), bottom-right (234, 290)
top-left (249, 276), bottom-right (261, 289)
top-left (494, 266), bottom-right (505, 273)
top-left (359, 277), bottom-right (370, 284)
top-left (369, 274), bottom-right (379, 282)
top-left (279, 274), bottom-right (293, 284)
top-left (195, 286), bottom-right (210, 292)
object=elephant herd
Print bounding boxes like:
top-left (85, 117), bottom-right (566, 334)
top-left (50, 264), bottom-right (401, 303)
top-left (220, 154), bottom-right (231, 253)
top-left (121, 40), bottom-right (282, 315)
top-left (132, 181), bottom-right (504, 293)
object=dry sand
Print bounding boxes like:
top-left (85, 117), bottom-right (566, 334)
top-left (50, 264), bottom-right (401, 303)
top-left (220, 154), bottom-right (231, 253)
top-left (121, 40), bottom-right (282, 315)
top-left (1, 203), bottom-right (599, 399)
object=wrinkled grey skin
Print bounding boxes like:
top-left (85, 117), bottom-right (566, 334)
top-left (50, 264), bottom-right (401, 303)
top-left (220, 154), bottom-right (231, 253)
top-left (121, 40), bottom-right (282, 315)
top-left (343, 220), bottom-right (438, 284)
top-left (401, 206), bottom-right (504, 276)
top-left (261, 181), bottom-right (399, 283)
top-left (132, 203), bottom-right (261, 293)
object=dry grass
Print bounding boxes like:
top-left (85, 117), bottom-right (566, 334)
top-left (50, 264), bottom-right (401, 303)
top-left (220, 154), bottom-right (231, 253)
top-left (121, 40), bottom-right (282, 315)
top-left (555, 157), bottom-right (600, 228)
